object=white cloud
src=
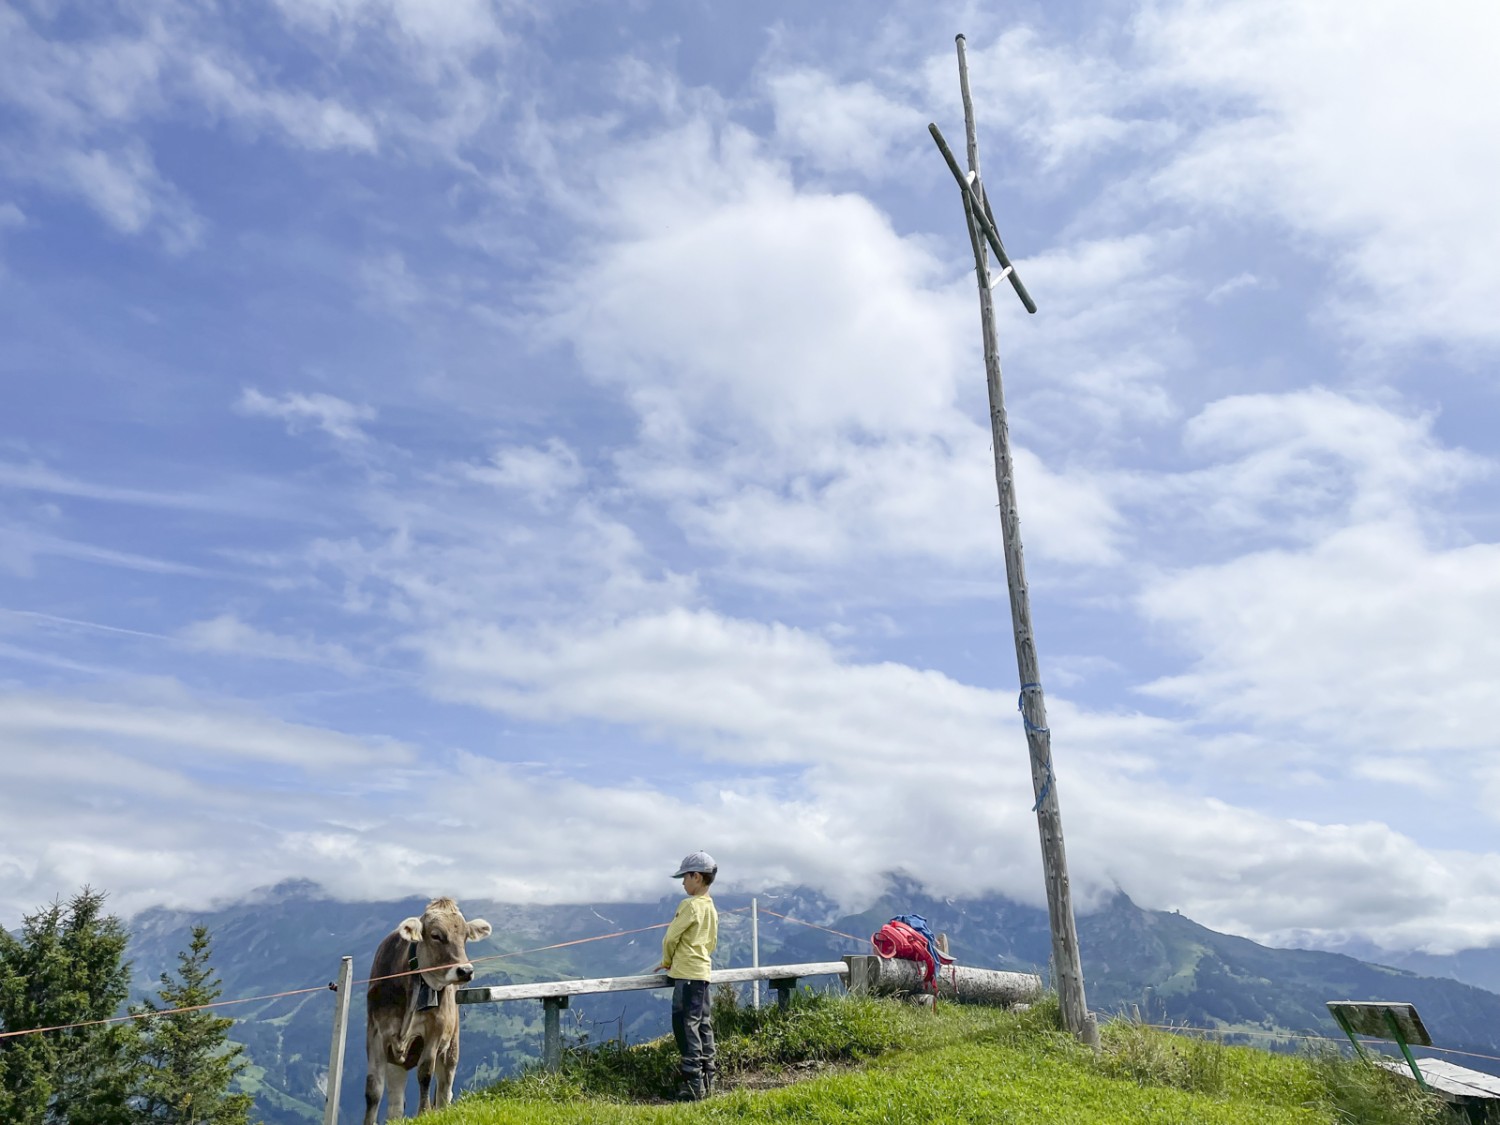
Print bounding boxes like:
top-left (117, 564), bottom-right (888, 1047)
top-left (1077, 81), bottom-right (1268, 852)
top-left (0, 3), bottom-right (384, 246)
top-left (463, 438), bottom-right (584, 502)
top-left (6, 3), bottom-right (1500, 965)
top-left (1140, 0), bottom-right (1500, 348)
top-left (384, 604), bottom-right (1500, 949)
top-left (0, 689), bottom-right (421, 919)
top-left (272, 0), bottom-right (511, 57)
top-left (999, 232), bottom-right (1190, 440)
top-left (236, 387), bottom-right (376, 444)
top-left (552, 135), bottom-right (968, 441)
top-left (56, 143), bottom-right (202, 248)
top-left (766, 69), bottom-right (924, 178)
top-left (177, 614), bottom-right (361, 673)
top-left (924, 27), bottom-right (1174, 173)
top-left (540, 109), bottom-right (1130, 573)
top-left (0, 689), bottom-right (410, 770)
top-left (1204, 271), bottom-right (1263, 304)
top-left (0, 460), bottom-right (215, 509)
top-left (664, 437), bottom-right (1122, 568)
top-left (1140, 519), bottom-right (1500, 755)
top-left (1155, 388), bottom-right (1487, 540)
top-left (185, 55), bottom-right (377, 152)
top-left (1, 525), bottom-right (216, 578)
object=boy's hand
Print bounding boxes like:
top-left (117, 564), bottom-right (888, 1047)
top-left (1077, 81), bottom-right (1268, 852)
top-left (655, 962), bottom-right (669, 972)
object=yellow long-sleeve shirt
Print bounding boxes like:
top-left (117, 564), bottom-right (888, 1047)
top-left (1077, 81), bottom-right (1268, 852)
top-left (660, 894), bottom-right (718, 981)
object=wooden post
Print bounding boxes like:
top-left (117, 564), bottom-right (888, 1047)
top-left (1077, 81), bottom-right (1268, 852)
top-left (542, 996), bottom-right (569, 1071)
top-left (768, 977), bottom-right (796, 1010)
top-left (751, 898), bottom-right (761, 1010)
top-left (943, 32), bottom-right (1097, 1046)
top-left (322, 956), bottom-right (354, 1125)
top-left (845, 955), bottom-right (876, 996)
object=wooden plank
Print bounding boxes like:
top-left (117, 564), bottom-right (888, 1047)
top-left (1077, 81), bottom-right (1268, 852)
top-left (1421, 1059), bottom-right (1500, 1098)
top-left (1372, 1057), bottom-right (1500, 1102)
top-left (456, 961), bottom-right (847, 1005)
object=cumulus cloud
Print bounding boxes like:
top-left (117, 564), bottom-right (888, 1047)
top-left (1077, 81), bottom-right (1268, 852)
top-left (358, 604), bottom-right (1500, 949)
top-left (1139, 0), bottom-right (1500, 348)
top-left (1139, 519), bottom-right (1500, 755)
top-left (1139, 388), bottom-right (1489, 545)
top-left (538, 108), bottom-right (1129, 574)
top-left (7, 5), bottom-right (1500, 966)
top-left (0, 689), bottom-right (419, 919)
top-left (766, 69), bottom-right (925, 178)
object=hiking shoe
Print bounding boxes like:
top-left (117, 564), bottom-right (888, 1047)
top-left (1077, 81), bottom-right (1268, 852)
top-left (674, 1076), bottom-right (706, 1101)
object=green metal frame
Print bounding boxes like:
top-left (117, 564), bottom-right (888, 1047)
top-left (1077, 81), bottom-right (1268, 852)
top-left (1330, 1005), bottom-right (1428, 1090)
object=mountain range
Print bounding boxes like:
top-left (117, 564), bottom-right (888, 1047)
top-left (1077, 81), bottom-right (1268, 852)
top-left (119, 880), bottom-right (1500, 1124)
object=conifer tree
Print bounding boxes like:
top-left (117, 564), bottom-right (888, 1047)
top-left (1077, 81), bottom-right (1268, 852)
top-left (132, 925), bottom-right (254, 1125)
top-left (0, 886), bottom-right (138, 1125)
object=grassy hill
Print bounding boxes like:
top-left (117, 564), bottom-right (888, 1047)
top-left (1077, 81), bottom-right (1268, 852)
top-left (420, 993), bottom-right (1462, 1125)
top-left (120, 880), bottom-right (1500, 1122)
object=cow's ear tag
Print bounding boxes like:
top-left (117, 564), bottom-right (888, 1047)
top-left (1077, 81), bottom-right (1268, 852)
top-left (467, 919), bottom-right (493, 942)
top-left (397, 917), bottom-right (424, 942)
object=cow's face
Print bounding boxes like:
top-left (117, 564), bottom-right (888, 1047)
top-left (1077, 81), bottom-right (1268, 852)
top-left (397, 898), bottom-right (493, 989)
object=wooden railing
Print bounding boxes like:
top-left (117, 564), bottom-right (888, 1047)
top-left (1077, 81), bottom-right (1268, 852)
top-left (455, 956), bottom-right (1042, 1070)
top-left (457, 961), bottom-right (849, 1069)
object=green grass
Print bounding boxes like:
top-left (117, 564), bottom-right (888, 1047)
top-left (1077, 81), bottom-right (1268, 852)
top-left (423, 992), bottom-right (1462, 1125)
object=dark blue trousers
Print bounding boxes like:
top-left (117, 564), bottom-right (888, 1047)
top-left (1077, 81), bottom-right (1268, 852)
top-left (671, 978), bottom-right (716, 1078)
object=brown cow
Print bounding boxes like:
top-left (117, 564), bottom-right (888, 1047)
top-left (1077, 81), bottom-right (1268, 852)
top-left (363, 897), bottom-right (492, 1123)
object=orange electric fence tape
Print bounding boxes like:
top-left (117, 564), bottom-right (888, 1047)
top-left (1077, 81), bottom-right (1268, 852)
top-left (0, 984), bottom-right (332, 1041)
top-left (0, 915), bottom-right (694, 1042)
top-left (755, 906), bottom-right (869, 946)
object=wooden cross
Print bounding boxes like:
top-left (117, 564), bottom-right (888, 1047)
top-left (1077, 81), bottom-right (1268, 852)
top-left (928, 34), bottom-right (1095, 1046)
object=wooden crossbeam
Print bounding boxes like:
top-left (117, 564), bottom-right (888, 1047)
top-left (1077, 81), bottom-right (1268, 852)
top-left (455, 961), bottom-right (847, 1005)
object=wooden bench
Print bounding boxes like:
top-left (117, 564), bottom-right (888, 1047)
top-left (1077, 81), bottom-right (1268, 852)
top-left (1327, 1001), bottom-right (1500, 1117)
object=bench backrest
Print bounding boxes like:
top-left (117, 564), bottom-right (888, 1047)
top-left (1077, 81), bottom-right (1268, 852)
top-left (1326, 1001), bottom-right (1433, 1046)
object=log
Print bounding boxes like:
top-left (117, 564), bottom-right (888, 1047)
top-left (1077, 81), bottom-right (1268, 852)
top-left (844, 955), bottom-right (1041, 1007)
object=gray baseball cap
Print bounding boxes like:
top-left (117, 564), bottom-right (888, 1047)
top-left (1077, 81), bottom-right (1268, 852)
top-left (672, 851), bottom-right (718, 878)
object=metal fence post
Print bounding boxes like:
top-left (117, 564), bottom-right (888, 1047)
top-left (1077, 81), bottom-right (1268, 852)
top-left (323, 956), bottom-right (354, 1125)
top-left (751, 898), bottom-right (760, 1010)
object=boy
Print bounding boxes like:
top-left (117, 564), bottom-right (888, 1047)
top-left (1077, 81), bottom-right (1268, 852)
top-left (656, 850), bottom-right (719, 1100)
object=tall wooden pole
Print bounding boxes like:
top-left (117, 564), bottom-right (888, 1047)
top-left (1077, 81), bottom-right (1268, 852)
top-left (950, 33), bottom-right (1097, 1046)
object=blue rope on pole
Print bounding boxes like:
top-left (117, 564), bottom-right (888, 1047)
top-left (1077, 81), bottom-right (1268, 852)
top-left (1017, 682), bottom-right (1048, 734)
top-left (1019, 682), bottom-right (1054, 811)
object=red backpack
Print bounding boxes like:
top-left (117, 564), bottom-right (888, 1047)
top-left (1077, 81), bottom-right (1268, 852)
top-left (871, 919), bottom-right (938, 982)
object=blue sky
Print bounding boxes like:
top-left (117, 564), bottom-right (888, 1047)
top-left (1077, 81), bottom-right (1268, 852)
top-left (2, 0), bottom-right (1498, 956)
